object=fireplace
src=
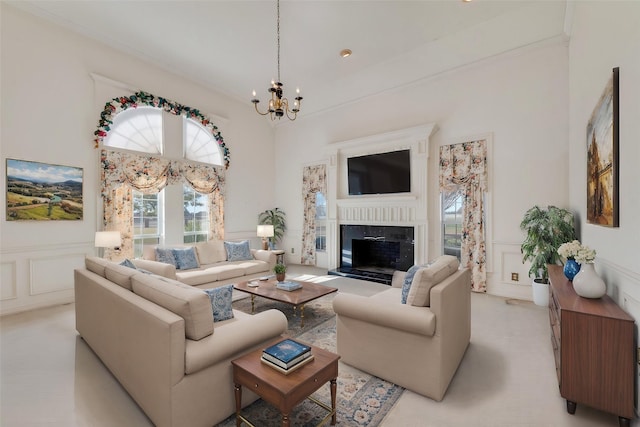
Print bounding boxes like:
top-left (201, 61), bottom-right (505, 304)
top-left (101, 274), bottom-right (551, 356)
top-left (329, 225), bottom-right (414, 284)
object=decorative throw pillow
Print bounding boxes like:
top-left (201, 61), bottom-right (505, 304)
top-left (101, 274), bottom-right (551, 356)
top-left (224, 240), bottom-right (252, 261)
top-left (401, 264), bottom-right (424, 304)
top-left (155, 248), bottom-right (177, 267)
top-left (173, 247), bottom-right (199, 270)
top-left (203, 284), bottom-right (234, 322)
top-left (119, 258), bottom-right (137, 269)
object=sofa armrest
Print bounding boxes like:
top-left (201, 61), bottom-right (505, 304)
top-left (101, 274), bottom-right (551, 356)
top-left (132, 258), bottom-right (178, 280)
top-left (184, 309), bottom-right (287, 374)
top-left (429, 268), bottom-right (471, 336)
top-left (333, 293), bottom-right (436, 337)
top-left (251, 249), bottom-right (277, 269)
top-left (391, 271), bottom-right (406, 288)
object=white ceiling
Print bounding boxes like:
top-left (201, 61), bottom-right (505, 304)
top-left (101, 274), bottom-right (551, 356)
top-left (9, 0), bottom-right (569, 118)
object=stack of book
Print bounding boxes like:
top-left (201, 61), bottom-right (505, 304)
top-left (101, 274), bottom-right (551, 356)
top-left (261, 339), bottom-right (313, 374)
top-left (276, 281), bottom-right (302, 291)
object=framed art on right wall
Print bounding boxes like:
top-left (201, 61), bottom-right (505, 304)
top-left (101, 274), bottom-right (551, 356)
top-left (586, 67), bottom-right (619, 227)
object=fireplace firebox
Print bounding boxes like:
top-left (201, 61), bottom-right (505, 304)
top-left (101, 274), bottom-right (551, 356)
top-left (329, 225), bottom-right (414, 285)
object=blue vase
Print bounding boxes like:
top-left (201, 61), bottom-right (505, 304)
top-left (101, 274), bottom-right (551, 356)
top-left (563, 259), bottom-right (581, 281)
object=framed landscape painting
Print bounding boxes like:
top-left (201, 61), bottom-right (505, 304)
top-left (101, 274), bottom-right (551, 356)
top-left (6, 158), bottom-right (83, 221)
top-left (586, 67), bottom-right (619, 227)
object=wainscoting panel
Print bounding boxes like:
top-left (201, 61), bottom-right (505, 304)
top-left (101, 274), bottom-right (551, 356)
top-left (488, 242), bottom-right (532, 301)
top-left (1, 261), bottom-right (17, 301)
top-left (30, 253), bottom-right (86, 296)
top-left (1, 242), bottom-right (93, 316)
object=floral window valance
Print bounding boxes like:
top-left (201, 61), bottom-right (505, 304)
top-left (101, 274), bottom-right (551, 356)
top-left (94, 91), bottom-right (230, 169)
top-left (100, 149), bottom-right (225, 200)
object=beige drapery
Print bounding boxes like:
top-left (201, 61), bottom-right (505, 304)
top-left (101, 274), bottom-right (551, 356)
top-left (100, 149), bottom-right (225, 259)
top-left (300, 164), bottom-right (326, 265)
top-left (439, 140), bottom-right (488, 292)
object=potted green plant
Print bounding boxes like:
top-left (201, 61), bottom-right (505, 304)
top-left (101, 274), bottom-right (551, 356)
top-left (520, 205), bottom-right (576, 306)
top-left (258, 208), bottom-right (286, 248)
top-left (274, 263), bottom-right (287, 282)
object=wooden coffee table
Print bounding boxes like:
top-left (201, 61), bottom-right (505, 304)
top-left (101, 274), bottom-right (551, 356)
top-left (234, 279), bottom-right (338, 327)
top-left (232, 340), bottom-right (340, 426)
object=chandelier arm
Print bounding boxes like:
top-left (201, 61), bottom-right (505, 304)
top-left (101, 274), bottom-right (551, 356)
top-left (253, 102), bottom-right (270, 116)
top-left (285, 109), bottom-right (298, 121)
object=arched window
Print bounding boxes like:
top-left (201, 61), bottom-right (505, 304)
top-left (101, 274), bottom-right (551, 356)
top-left (184, 118), bottom-right (223, 166)
top-left (103, 107), bottom-right (162, 154)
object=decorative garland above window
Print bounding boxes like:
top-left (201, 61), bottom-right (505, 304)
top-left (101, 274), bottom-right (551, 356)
top-left (94, 91), bottom-right (230, 169)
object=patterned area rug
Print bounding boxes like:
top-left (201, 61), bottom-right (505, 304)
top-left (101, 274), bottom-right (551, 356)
top-left (216, 292), bottom-right (404, 426)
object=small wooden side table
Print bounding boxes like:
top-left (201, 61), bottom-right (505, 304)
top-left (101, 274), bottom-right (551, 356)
top-left (271, 249), bottom-right (286, 265)
top-left (232, 340), bottom-right (340, 426)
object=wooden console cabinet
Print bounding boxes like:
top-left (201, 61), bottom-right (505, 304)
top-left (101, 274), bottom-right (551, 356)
top-left (548, 265), bottom-right (635, 427)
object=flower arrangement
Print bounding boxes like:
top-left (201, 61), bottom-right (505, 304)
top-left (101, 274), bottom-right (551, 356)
top-left (575, 245), bottom-right (596, 264)
top-left (558, 240), bottom-right (596, 264)
top-left (557, 240), bottom-right (582, 260)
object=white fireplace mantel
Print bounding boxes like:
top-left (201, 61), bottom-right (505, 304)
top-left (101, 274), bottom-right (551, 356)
top-left (325, 123), bottom-right (438, 270)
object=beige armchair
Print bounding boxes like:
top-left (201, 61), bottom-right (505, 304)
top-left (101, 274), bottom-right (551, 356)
top-left (332, 256), bottom-right (471, 401)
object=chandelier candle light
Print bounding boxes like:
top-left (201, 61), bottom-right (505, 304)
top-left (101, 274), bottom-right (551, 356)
top-left (251, 0), bottom-right (302, 121)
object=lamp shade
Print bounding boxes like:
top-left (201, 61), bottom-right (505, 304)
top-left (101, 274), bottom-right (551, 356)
top-left (257, 224), bottom-right (275, 238)
top-left (95, 231), bottom-right (121, 248)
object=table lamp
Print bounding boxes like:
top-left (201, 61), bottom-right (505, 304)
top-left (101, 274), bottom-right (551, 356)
top-left (256, 225), bottom-right (274, 250)
top-left (95, 231), bottom-right (121, 258)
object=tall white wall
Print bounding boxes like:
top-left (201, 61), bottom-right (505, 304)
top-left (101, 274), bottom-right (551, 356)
top-left (568, 1), bottom-right (640, 394)
top-left (275, 40), bottom-right (570, 299)
top-left (0, 5), bottom-right (275, 314)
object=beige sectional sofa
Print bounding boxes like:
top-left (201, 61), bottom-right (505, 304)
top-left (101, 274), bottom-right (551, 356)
top-left (133, 239), bottom-right (277, 289)
top-left (332, 255), bottom-right (471, 401)
top-left (75, 256), bottom-right (288, 427)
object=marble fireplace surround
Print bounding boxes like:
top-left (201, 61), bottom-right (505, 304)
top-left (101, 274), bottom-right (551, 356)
top-left (325, 123), bottom-right (438, 282)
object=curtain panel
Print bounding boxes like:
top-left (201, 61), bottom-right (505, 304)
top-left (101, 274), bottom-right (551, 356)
top-left (439, 140), bottom-right (488, 292)
top-left (100, 149), bottom-right (226, 259)
top-left (300, 164), bottom-right (327, 265)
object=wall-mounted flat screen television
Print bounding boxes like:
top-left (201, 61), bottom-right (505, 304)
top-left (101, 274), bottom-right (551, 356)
top-left (347, 149), bottom-right (411, 195)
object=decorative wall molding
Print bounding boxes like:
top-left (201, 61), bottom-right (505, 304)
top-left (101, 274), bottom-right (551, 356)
top-left (0, 243), bottom-right (93, 316)
top-left (1, 261), bottom-right (17, 301)
top-left (337, 204), bottom-right (417, 225)
top-left (29, 253), bottom-right (86, 296)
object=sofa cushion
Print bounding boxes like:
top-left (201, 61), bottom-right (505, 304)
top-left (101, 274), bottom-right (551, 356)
top-left (202, 284), bottom-right (234, 322)
top-left (176, 267), bottom-right (220, 286)
top-left (85, 256), bottom-right (110, 277)
top-left (155, 247), bottom-right (178, 267)
top-left (407, 255), bottom-right (460, 307)
top-left (227, 260), bottom-right (270, 275)
top-left (104, 263), bottom-right (139, 291)
top-left (224, 240), bottom-right (252, 261)
top-left (131, 274), bottom-right (214, 340)
top-left (195, 240), bottom-right (227, 264)
top-left (173, 247), bottom-right (199, 270)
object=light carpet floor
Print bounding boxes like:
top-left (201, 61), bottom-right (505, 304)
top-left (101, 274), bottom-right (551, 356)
top-left (0, 265), bottom-right (629, 426)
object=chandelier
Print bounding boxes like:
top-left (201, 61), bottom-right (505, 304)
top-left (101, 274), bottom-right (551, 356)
top-left (251, 0), bottom-right (302, 121)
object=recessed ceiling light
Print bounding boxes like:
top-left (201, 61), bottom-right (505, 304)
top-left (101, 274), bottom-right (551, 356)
top-left (340, 49), bottom-right (352, 58)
